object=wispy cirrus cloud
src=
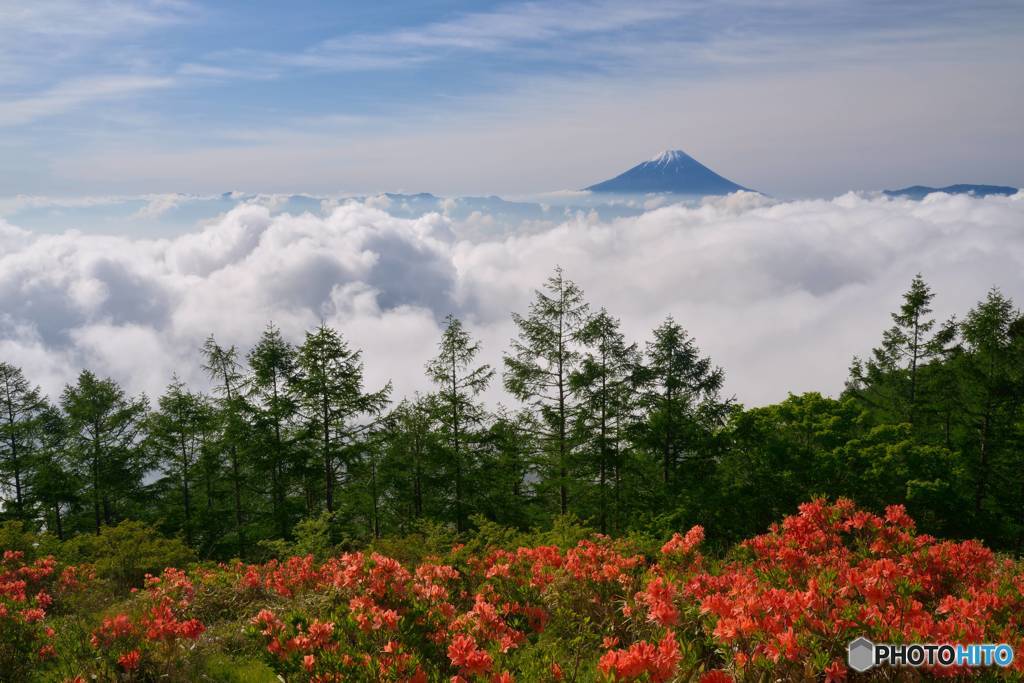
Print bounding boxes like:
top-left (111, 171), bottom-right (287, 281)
top-left (183, 0), bottom-right (1024, 84)
top-left (184, 0), bottom-right (687, 78)
top-left (0, 1), bottom-right (193, 127)
top-left (0, 75), bottom-right (176, 127)
top-left (0, 0), bottom-right (193, 39)
top-left (0, 0), bottom-right (194, 80)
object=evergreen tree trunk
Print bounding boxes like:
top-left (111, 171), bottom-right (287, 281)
top-left (52, 504), bottom-right (63, 541)
top-left (975, 414), bottom-right (990, 515)
top-left (599, 360), bottom-right (608, 535)
top-left (5, 402), bottom-right (23, 517)
top-left (413, 428), bottom-right (423, 517)
top-left (230, 445), bottom-right (244, 555)
top-left (92, 452), bottom-right (102, 534)
top-left (371, 455), bottom-right (380, 538)
top-left (558, 294), bottom-right (570, 516)
top-left (216, 364), bottom-right (246, 556)
top-left (269, 462), bottom-right (281, 536)
top-left (182, 469), bottom-right (193, 546)
top-left (271, 375), bottom-right (288, 538)
top-left (204, 457), bottom-right (214, 512)
top-left (176, 432), bottom-right (193, 545)
top-left (451, 346), bottom-right (464, 532)
top-left (323, 395), bottom-right (333, 512)
top-left (3, 382), bottom-right (25, 519)
top-left (909, 315), bottom-right (920, 424)
top-left (663, 381), bottom-right (674, 486)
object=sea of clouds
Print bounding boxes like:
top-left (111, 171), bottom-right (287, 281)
top-left (1, 190), bottom-right (1022, 408)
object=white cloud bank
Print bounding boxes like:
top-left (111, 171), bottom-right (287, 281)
top-left (2, 191), bottom-right (1023, 408)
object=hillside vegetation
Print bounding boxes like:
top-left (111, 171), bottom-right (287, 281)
top-left (2, 270), bottom-right (1024, 679)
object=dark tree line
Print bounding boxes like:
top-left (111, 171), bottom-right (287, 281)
top-left (2, 269), bottom-right (1023, 556)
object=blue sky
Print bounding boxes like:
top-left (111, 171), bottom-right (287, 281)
top-left (2, 0), bottom-right (1023, 197)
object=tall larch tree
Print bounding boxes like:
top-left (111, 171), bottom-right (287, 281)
top-left (0, 363), bottom-right (47, 520)
top-left (148, 378), bottom-right (212, 545)
top-left (957, 289), bottom-right (1021, 521)
top-left (61, 371), bottom-right (147, 534)
top-left (383, 396), bottom-right (436, 525)
top-left (247, 324), bottom-right (300, 539)
top-left (571, 308), bottom-right (638, 533)
top-left (201, 336), bottom-right (250, 556)
top-left (294, 324), bottom-right (390, 514)
top-left (426, 315), bottom-right (494, 531)
top-left (504, 267), bottom-right (590, 515)
top-left (849, 274), bottom-right (956, 426)
top-left (635, 317), bottom-right (727, 490)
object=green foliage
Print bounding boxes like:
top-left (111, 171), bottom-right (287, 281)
top-left (60, 370), bottom-right (149, 536)
top-left (504, 266), bottom-right (590, 516)
top-left (0, 362), bottom-right (48, 522)
top-left (460, 513), bottom-right (525, 555)
top-left (259, 511), bottom-right (337, 560)
top-left (426, 314), bottom-right (495, 532)
top-left (201, 653), bottom-right (278, 682)
top-left (59, 519), bottom-right (195, 592)
top-left (0, 520), bottom-right (59, 559)
top-left (370, 517), bottom-right (457, 565)
top-left (533, 514), bottom-right (594, 549)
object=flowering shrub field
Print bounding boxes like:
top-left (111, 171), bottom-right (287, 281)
top-left (3, 499), bottom-right (1023, 681)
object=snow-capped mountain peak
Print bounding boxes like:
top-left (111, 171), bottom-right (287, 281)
top-left (649, 149), bottom-right (690, 165)
top-left (584, 149), bottom-right (751, 195)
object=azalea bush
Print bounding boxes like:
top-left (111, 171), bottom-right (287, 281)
top-left (0, 550), bottom-right (94, 681)
top-left (3, 499), bottom-right (1024, 681)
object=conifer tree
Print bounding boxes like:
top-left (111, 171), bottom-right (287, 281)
top-left (247, 324), bottom-right (299, 538)
top-left (849, 274), bottom-right (955, 425)
top-left (426, 315), bottom-right (494, 531)
top-left (294, 324), bottom-right (389, 514)
top-left (504, 267), bottom-right (590, 515)
top-left (148, 378), bottom-right (212, 545)
top-left (380, 396), bottom-right (436, 527)
top-left (201, 336), bottom-right (250, 556)
top-left (475, 409), bottom-right (536, 529)
top-left (635, 317), bottom-right (727, 489)
top-left (571, 309), bottom-right (638, 533)
top-left (0, 363), bottom-right (47, 519)
top-left (61, 371), bottom-right (147, 534)
top-left (957, 289), bottom-right (1021, 520)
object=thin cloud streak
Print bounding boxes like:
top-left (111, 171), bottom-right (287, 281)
top-left (0, 76), bottom-right (176, 127)
top-left (187, 1), bottom-right (687, 79)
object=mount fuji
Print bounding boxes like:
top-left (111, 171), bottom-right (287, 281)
top-left (584, 149), bottom-right (751, 195)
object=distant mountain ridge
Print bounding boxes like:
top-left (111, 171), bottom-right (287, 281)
top-left (884, 184), bottom-right (1018, 200)
top-left (584, 149), bottom-right (751, 195)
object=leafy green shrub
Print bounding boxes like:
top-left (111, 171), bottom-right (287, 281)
top-left (0, 520), bottom-right (59, 560)
top-left (258, 511), bottom-right (337, 561)
top-left (531, 513), bottom-right (593, 548)
top-left (59, 520), bottom-right (195, 593)
top-left (201, 652), bottom-right (278, 682)
top-left (370, 517), bottom-right (456, 564)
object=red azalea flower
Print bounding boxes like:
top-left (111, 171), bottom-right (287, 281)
top-left (117, 649), bottom-right (141, 671)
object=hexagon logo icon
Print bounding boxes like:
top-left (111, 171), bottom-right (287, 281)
top-left (848, 637), bottom-right (875, 672)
